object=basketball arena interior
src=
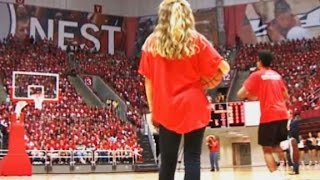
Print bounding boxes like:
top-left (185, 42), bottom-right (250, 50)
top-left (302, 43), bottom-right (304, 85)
top-left (0, 0), bottom-right (320, 179)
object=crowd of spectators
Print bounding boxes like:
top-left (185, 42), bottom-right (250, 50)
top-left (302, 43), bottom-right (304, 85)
top-left (0, 34), bottom-right (143, 164)
top-left (71, 49), bottom-right (147, 127)
top-left (214, 92), bottom-right (226, 103)
top-left (234, 37), bottom-right (320, 114)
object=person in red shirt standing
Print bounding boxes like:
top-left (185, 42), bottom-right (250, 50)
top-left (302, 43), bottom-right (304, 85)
top-left (206, 135), bottom-right (220, 172)
top-left (237, 50), bottom-right (295, 178)
top-left (139, 0), bottom-right (230, 179)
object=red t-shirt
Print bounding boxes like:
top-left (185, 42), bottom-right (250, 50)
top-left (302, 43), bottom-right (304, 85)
top-left (244, 69), bottom-right (289, 123)
top-left (138, 32), bottom-right (222, 134)
top-left (208, 139), bottom-right (219, 153)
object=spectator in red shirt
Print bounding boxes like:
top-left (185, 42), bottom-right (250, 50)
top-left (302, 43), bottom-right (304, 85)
top-left (139, 0), bottom-right (229, 179)
top-left (206, 135), bottom-right (220, 172)
top-left (237, 50), bottom-right (296, 178)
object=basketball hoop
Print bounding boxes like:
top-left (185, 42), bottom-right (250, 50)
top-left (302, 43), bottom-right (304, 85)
top-left (12, 71), bottom-right (59, 102)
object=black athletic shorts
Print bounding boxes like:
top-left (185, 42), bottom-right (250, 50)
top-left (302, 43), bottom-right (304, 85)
top-left (258, 119), bottom-right (288, 147)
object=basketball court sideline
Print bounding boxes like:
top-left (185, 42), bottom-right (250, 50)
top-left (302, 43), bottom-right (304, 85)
top-left (1, 167), bottom-right (320, 180)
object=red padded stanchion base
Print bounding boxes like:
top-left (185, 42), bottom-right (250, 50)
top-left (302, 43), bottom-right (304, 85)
top-left (0, 154), bottom-right (32, 176)
top-left (0, 160), bottom-right (3, 172)
top-left (0, 113), bottom-right (32, 176)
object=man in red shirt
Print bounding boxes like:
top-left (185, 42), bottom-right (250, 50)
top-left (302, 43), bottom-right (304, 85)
top-left (237, 50), bottom-right (294, 178)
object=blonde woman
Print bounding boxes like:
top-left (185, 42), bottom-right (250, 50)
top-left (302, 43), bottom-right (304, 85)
top-left (138, 0), bottom-right (230, 179)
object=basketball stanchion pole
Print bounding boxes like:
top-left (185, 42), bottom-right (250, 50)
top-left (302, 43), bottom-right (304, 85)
top-left (0, 101), bottom-right (32, 176)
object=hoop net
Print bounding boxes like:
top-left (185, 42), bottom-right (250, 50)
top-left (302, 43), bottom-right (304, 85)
top-left (30, 93), bottom-right (45, 110)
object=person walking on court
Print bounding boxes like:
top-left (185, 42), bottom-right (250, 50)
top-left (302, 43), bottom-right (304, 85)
top-left (138, 0), bottom-right (230, 179)
top-left (206, 135), bottom-right (220, 172)
top-left (237, 50), bottom-right (296, 179)
top-left (287, 112), bottom-right (300, 175)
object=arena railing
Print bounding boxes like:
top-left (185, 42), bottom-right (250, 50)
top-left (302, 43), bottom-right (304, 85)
top-left (0, 149), bottom-right (141, 167)
top-left (307, 86), bottom-right (320, 104)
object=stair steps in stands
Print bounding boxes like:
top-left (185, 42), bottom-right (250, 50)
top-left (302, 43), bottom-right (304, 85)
top-left (135, 133), bottom-right (158, 172)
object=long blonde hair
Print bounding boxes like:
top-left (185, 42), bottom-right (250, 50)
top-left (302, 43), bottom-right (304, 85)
top-left (147, 0), bottom-right (197, 60)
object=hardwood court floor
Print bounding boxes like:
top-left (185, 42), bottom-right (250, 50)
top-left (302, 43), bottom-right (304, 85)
top-left (1, 166), bottom-right (320, 180)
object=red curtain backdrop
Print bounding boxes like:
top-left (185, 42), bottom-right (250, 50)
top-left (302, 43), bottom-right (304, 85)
top-left (224, 5), bottom-right (247, 48)
top-left (124, 17), bottom-right (139, 57)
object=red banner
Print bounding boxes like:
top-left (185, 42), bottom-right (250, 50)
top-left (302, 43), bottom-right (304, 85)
top-left (10, 4), bottom-right (124, 54)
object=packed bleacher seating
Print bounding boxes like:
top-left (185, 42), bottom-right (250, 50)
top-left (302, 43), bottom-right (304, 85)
top-left (0, 35), bottom-right (143, 165)
top-left (72, 49), bottom-right (147, 127)
top-left (234, 37), bottom-right (320, 115)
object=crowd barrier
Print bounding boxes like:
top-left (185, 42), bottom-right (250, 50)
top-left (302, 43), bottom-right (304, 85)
top-left (0, 149), bottom-right (141, 167)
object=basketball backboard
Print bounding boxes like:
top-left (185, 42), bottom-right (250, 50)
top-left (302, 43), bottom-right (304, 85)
top-left (12, 71), bottom-right (59, 102)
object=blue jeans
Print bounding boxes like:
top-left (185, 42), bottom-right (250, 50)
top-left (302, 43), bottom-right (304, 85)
top-left (159, 126), bottom-right (205, 180)
top-left (209, 152), bottom-right (219, 171)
